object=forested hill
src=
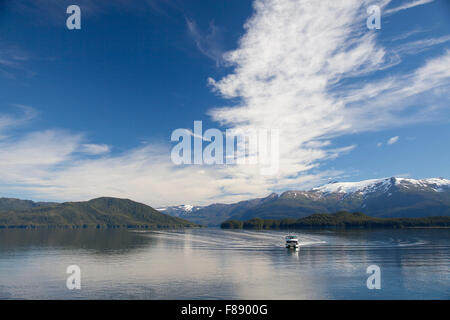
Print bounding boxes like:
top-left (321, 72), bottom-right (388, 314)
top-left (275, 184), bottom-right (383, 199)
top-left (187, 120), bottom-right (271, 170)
top-left (0, 197), bottom-right (199, 229)
top-left (221, 211), bottom-right (450, 229)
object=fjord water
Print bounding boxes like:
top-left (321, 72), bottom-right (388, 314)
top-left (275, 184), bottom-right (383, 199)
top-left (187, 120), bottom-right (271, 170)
top-left (0, 228), bottom-right (448, 299)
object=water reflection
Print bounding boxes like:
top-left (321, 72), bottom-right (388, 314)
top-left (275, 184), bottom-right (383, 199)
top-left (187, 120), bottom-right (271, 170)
top-left (286, 248), bottom-right (300, 260)
top-left (0, 228), bottom-right (448, 299)
top-left (0, 229), bottom-right (157, 255)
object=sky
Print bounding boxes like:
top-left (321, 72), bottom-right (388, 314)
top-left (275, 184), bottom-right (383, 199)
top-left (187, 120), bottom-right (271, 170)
top-left (0, 0), bottom-right (449, 206)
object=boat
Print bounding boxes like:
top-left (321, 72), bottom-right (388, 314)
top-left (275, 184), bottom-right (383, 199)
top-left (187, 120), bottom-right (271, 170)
top-left (285, 235), bottom-right (299, 249)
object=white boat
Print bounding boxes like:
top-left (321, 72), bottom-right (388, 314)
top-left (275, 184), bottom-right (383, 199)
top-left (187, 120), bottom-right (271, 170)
top-left (285, 235), bottom-right (299, 249)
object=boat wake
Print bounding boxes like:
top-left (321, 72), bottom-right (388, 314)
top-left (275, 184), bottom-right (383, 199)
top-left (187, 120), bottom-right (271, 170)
top-left (135, 229), bottom-right (327, 251)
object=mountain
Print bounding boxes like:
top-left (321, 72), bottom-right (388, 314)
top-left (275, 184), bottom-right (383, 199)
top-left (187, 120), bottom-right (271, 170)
top-left (0, 198), bottom-right (58, 211)
top-left (0, 197), bottom-right (199, 229)
top-left (157, 204), bottom-right (203, 217)
top-left (158, 193), bottom-right (279, 226)
top-left (162, 177), bottom-right (450, 225)
top-left (2, 177), bottom-right (448, 227)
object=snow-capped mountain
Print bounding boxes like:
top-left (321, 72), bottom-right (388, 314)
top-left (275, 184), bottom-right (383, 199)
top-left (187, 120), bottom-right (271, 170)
top-left (157, 204), bottom-right (203, 217)
top-left (160, 177), bottom-right (450, 225)
top-left (311, 177), bottom-right (450, 195)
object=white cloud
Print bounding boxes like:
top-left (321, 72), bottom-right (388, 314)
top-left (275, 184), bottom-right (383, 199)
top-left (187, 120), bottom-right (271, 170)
top-left (385, 0), bottom-right (434, 15)
top-left (80, 144), bottom-right (111, 155)
top-left (337, 50), bottom-right (450, 131)
top-left (0, 42), bottom-right (32, 78)
top-left (393, 35), bottom-right (450, 56)
top-left (0, 45), bottom-right (29, 67)
top-left (387, 136), bottom-right (399, 145)
top-left (186, 18), bottom-right (225, 65)
top-left (0, 105), bottom-right (37, 138)
top-left (390, 28), bottom-right (428, 42)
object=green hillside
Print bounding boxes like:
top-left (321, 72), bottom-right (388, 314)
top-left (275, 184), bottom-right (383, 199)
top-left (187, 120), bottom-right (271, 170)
top-left (0, 197), bottom-right (199, 229)
top-left (0, 197), bottom-right (57, 211)
top-left (221, 211), bottom-right (450, 229)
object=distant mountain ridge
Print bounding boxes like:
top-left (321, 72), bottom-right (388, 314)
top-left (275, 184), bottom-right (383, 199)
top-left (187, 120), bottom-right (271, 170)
top-left (160, 177), bottom-right (450, 226)
top-left (0, 198), bottom-right (58, 212)
top-left (2, 177), bottom-right (449, 227)
top-left (0, 197), bottom-right (198, 228)
top-left (157, 204), bottom-right (203, 217)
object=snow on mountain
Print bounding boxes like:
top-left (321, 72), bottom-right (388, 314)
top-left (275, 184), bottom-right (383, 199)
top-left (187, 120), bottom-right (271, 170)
top-left (394, 177), bottom-right (450, 191)
top-left (158, 204), bottom-right (193, 212)
top-left (179, 204), bottom-right (194, 212)
top-left (312, 178), bottom-right (389, 194)
top-left (157, 204), bottom-right (202, 217)
top-left (311, 177), bottom-right (450, 195)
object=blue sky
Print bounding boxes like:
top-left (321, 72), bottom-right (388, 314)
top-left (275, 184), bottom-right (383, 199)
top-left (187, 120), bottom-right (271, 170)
top-left (0, 0), bottom-right (449, 206)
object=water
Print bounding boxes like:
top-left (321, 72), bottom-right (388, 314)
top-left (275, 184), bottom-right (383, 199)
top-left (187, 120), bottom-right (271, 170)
top-left (0, 228), bottom-right (448, 299)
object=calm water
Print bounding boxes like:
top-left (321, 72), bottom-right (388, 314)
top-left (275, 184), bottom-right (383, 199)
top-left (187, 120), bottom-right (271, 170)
top-left (0, 228), bottom-right (448, 299)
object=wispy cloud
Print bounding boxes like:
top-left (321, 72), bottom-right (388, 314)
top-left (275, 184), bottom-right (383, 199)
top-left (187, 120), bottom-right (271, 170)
top-left (390, 28), bottom-right (428, 42)
top-left (0, 42), bottom-right (31, 78)
top-left (385, 0), bottom-right (434, 15)
top-left (336, 49), bottom-right (450, 131)
top-left (80, 144), bottom-right (111, 155)
top-left (393, 35), bottom-right (450, 55)
top-left (0, 105), bottom-right (36, 138)
top-left (387, 136), bottom-right (399, 145)
top-left (186, 18), bottom-right (225, 65)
